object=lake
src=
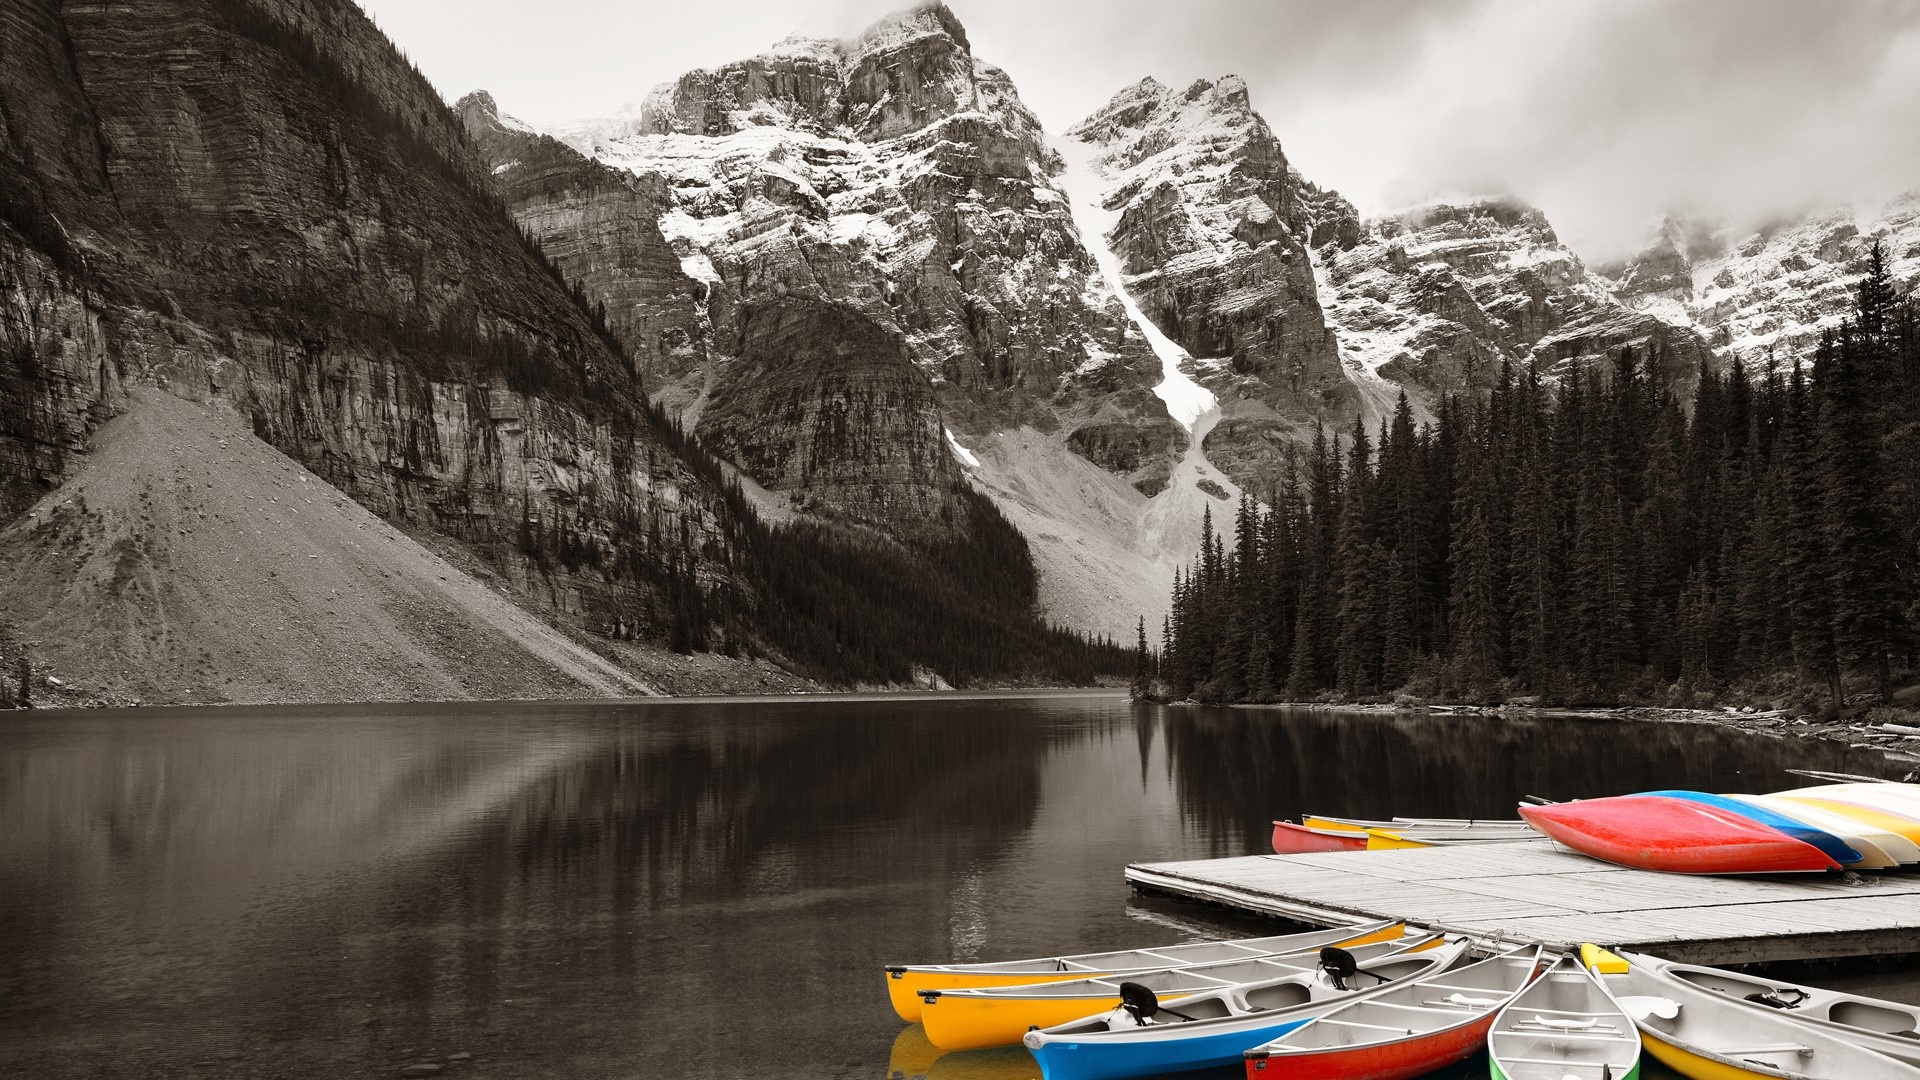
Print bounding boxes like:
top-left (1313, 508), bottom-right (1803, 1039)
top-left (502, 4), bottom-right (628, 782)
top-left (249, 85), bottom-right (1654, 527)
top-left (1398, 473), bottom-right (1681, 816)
top-left (1, 692), bottom-right (1913, 1079)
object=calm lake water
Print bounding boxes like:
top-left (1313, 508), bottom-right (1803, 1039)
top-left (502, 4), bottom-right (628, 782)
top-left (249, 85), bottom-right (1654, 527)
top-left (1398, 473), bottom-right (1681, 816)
top-left (2, 692), bottom-right (1914, 1079)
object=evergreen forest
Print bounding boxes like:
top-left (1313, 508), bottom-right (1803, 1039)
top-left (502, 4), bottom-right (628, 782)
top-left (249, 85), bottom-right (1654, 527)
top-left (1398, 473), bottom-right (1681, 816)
top-left (1149, 247), bottom-right (1918, 713)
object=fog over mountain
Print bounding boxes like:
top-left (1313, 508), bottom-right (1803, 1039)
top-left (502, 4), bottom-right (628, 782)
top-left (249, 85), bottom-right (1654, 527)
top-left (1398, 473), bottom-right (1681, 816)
top-left (359, 0), bottom-right (1920, 258)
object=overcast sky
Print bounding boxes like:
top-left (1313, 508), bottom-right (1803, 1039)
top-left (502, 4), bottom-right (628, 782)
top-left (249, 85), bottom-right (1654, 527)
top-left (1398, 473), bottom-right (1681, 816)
top-left (360, 0), bottom-right (1920, 258)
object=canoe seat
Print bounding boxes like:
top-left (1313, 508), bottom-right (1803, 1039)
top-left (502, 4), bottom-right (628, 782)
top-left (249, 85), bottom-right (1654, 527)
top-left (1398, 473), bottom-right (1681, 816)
top-left (1365, 1000), bottom-right (1474, 1014)
top-left (1716, 1043), bottom-right (1814, 1057)
top-left (1496, 1053), bottom-right (1631, 1066)
top-left (1420, 993), bottom-right (1507, 1008)
top-left (1496, 1028), bottom-right (1626, 1041)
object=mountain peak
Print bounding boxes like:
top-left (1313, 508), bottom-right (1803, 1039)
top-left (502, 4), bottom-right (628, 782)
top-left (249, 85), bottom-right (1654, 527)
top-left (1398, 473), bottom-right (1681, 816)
top-left (854, 2), bottom-right (971, 56)
top-left (633, 0), bottom-right (990, 141)
top-left (1069, 72), bottom-right (1260, 144)
top-left (454, 88), bottom-right (537, 142)
top-left (454, 89), bottom-right (498, 120)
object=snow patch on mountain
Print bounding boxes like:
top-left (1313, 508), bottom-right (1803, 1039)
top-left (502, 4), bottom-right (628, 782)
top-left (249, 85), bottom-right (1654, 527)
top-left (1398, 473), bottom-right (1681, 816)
top-left (944, 428), bottom-right (980, 468)
top-left (1055, 136), bottom-right (1217, 432)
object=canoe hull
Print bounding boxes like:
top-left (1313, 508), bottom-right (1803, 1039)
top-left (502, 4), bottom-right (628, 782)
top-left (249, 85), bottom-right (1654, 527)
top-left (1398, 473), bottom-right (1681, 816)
top-left (888, 970), bottom-right (1083, 1023)
top-left (887, 920), bottom-right (1404, 1022)
top-left (1640, 1029), bottom-right (1781, 1080)
top-left (924, 992), bottom-right (1190, 1052)
top-left (1245, 1014), bottom-right (1495, 1080)
top-left (1274, 820), bottom-right (1367, 854)
top-left (1519, 796), bottom-right (1840, 873)
top-left (1624, 949), bottom-right (1920, 1067)
top-left (1644, 790), bottom-right (1863, 865)
top-left (1031, 1016), bottom-right (1313, 1080)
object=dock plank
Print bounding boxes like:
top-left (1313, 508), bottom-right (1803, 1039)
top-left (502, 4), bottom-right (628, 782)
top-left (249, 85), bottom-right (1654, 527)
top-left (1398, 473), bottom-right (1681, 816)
top-left (1127, 845), bottom-right (1920, 965)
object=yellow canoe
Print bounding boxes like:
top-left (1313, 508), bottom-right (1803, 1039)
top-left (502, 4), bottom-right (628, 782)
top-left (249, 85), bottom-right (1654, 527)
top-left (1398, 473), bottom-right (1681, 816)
top-left (919, 934), bottom-right (1440, 1051)
top-left (883, 919), bottom-right (1403, 1022)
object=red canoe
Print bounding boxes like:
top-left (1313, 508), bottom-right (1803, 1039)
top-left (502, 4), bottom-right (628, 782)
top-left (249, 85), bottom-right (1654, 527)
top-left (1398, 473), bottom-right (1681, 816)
top-left (1272, 820), bottom-right (1367, 853)
top-left (1519, 795), bottom-right (1841, 873)
top-left (1245, 946), bottom-right (1542, 1080)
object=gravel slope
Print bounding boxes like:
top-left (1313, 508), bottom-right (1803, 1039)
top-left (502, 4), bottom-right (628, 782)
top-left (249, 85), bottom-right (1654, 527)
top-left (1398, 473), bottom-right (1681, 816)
top-left (0, 389), bottom-right (658, 705)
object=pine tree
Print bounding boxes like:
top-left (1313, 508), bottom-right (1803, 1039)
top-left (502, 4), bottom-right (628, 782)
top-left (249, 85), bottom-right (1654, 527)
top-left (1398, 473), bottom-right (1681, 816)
top-left (1820, 326), bottom-right (1909, 700)
top-left (1782, 356), bottom-right (1840, 706)
top-left (1448, 405), bottom-right (1504, 695)
top-left (1125, 617), bottom-right (1148, 699)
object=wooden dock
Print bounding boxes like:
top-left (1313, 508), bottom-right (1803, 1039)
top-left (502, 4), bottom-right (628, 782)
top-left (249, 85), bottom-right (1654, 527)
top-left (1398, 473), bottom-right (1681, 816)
top-left (1128, 844), bottom-right (1920, 965)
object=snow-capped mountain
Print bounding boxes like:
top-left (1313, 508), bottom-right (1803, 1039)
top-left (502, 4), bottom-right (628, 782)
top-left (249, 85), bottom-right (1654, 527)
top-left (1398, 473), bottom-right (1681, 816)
top-left (466, 1), bottom-right (1896, 638)
top-left (466, 4), bottom-right (1204, 635)
top-left (1604, 196), bottom-right (1920, 368)
top-left (1315, 198), bottom-right (1715, 423)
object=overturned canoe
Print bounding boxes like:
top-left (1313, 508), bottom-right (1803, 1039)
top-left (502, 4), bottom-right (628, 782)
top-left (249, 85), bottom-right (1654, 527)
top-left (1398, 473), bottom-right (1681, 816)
top-left (1278, 817), bottom-right (1535, 854)
top-left (1273, 820), bottom-right (1368, 853)
top-left (1583, 945), bottom-right (1920, 1080)
top-left (1731, 793), bottom-right (1914, 867)
top-left (883, 919), bottom-right (1404, 1022)
top-left (1519, 795), bottom-right (1841, 874)
top-left (1022, 939), bottom-right (1472, 1080)
top-left (920, 935), bottom-right (1435, 1051)
top-left (1365, 825), bottom-right (1549, 850)
top-left (1243, 945), bottom-right (1544, 1080)
top-left (1487, 954), bottom-right (1641, 1080)
top-left (1639, 790), bottom-right (1864, 866)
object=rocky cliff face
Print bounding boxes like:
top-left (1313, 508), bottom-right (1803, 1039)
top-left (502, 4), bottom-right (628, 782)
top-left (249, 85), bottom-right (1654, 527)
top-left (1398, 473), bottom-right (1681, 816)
top-left (1064, 76), bottom-right (1354, 490)
top-left (456, 92), bottom-right (709, 393)
top-left (478, 5), bottom-right (1737, 633)
top-left (0, 0), bottom-right (742, 642)
top-left (469, 3), bottom-right (1200, 633)
top-left (1603, 195), bottom-right (1920, 368)
top-left (1314, 198), bottom-right (1718, 421)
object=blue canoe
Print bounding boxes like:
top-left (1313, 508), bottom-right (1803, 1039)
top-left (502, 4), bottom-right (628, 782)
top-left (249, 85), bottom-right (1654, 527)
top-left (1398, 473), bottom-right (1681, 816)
top-left (1637, 790), bottom-right (1864, 866)
top-left (1020, 938), bottom-right (1469, 1080)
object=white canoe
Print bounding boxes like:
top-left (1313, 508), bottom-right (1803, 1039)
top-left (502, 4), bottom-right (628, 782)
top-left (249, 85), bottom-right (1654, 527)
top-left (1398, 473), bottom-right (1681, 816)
top-left (1621, 948), bottom-right (1920, 1066)
top-left (1488, 954), bottom-right (1641, 1080)
top-left (1584, 945), bottom-right (1920, 1079)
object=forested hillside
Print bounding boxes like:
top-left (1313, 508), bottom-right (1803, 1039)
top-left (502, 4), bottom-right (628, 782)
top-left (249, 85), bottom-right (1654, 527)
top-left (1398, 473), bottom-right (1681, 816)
top-left (1153, 247), bottom-right (1917, 712)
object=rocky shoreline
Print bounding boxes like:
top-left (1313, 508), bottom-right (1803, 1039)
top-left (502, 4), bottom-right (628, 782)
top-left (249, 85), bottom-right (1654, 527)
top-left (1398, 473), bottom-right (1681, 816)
top-left (1159, 697), bottom-right (1920, 773)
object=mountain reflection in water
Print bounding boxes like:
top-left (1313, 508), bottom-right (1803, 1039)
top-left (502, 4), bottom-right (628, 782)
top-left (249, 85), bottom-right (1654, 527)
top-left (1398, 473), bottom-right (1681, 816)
top-left (0, 694), bottom-right (1905, 1079)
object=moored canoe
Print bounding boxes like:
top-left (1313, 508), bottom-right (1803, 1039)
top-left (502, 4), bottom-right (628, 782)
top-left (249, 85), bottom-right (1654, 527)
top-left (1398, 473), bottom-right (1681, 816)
top-left (1640, 790), bottom-right (1863, 866)
top-left (1583, 945), bottom-right (1920, 1080)
top-left (1731, 794), bottom-right (1912, 867)
top-left (1303, 814), bottom-right (1527, 833)
top-left (920, 935), bottom-right (1433, 1051)
top-left (1365, 826), bottom-right (1548, 850)
top-left (1617, 948), bottom-right (1920, 1067)
top-left (1487, 954), bottom-right (1641, 1080)
top-left (1274, 820), bottom-right (1368, 853)
top-left (1774, 794), bottom-right (1920, 849)
top-left (883, 919), bottom-right (1404, 1022)
top-left (1022, 938), bottom-right (1472, 1080)
top-left (1243, 945), bottom-right (1544, 1080)
top-left (1519, 795), bottom-right (1840, 874)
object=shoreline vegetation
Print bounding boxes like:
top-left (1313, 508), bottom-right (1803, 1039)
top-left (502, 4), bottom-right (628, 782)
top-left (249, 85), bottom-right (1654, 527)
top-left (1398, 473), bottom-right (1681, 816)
top-left (1154, 695), bottom-right (1920, 774)
top-left (1140, 247), bottom-right (1920, 739)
